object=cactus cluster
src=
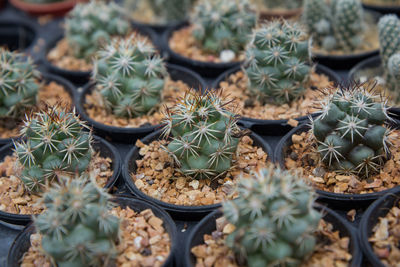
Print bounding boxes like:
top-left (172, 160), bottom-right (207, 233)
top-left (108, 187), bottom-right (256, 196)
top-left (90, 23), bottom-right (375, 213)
top-left (244, 21), bottom-right (311, 105)
top-left (190, 0), bottom-right (257, 55)
top-left (35, 175), bottom-right (119, 267)
top-left (162, 90), bottom-right (241, 180)
top-left (13, 106), bottom-right (93, 192)
top-left (223, 166), bottom-right (321, 267)
top-left (312, 84), bottom-right (391, 178)
top-left (65, 0), bottom-right (131, 60)
top-left (261, 0), bottom-right (303, 10)
top-left (0, 49), bottom-right (40, 119)
top-left (93, 34), bottom-right (167, 118)
top-left (302, 0), bottom-right (365, 52)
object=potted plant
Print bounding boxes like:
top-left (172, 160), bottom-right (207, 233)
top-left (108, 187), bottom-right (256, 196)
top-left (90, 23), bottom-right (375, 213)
top-left (7, 174), bottom-right (177, 267)
top-left (0, 106), bottom-right (121, 225)
top-left (75, 34), bottom-right (206, 144)
top-left (9, 0), bottom-right (86, 17)
top-left (253, 0), bottom-right (303, 20)
top-left (275, 83), bottom-right (400, 208)
top-left (213, 20), bottom-right (340, 136)
top-left (162, 0), bottom-right (258, 78)
top-left (302, 0), bottom-right (380, 69)
top-left (122, 89), bottom-right (273, 220)
top-left (185, 166), bottom-right (362, 267)
top-left (362, 0), bottom-right (400, 15)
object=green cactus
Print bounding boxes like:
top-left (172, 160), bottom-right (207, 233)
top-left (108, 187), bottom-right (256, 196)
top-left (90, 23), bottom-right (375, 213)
top-left (244, 21), bottom-right (311, 105)
top-left (161, 90), bottom-right (241, 180)
top-left (34, 175), bottom-right (119, 267)
top-left (262, 0), bottom-right (303, 9)
top-left (13, 106), bottom-right (93, 192)
top-left (387, 53), bottom-right (400, 98)
top-left (223, 166), bottom-right (321, 267)
top-left (312, 84), bottom-right (392, 178)
top-left (0, 49), bottom-right (40, 119)
top-left (92, 34), bottom-right (167, 118)
top-left (65, 0), bottom-right (131, 60)
top-left (190, 0), bottom-right (257, 55)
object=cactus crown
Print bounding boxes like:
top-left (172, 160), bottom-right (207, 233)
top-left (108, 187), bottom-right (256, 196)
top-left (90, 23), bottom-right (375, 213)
top-left (190, 0), bottom-right (257, 54)
top-left (262, 0), bottom-right (303, 10)
top-left (311, 83), bottom-right (392, 178)
top-left (162, 89), bottom-right (241, 180)
top-left (14, 106), bottom-right (93, 192)
top-left (35, 175), bottom-right (119, 267)
top-left (0, 49), bottom-right (40, 118)
top-left (65, 0), bottom-right (131, 60)
top-left (244, 21), bottom-right (311, 105)
top-left (93, 34), bottom-right (167, 118)
top-left (223, 166), bottom-right (321, 267)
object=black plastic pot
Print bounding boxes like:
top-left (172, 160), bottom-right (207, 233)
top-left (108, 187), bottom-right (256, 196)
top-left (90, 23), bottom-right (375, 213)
top-left (0, 72), bottom-right (77, 146)
top-left (184, 205), bottom-right (362, 267)
top-left (0, 16), bottom-right (38, 52)
top-left (122, 129), bottom-right (274, 221)
top-left (360, 187), bottom-right (400, 267)
top-left (0, 135), bottom-right (121, 225)
top-left (161, 22), bottom-right (241, 78)
top-left (362, 2), bottom-right (400, 16)
top-left (212, 64), bottom-right (341, 136)
top-left (132, 19), bottom-right (187, 35)
top-left (75, 64), bottom-right (206, 144)
top-left (7, 196), bottom-right (177, 267)
top-left (274, 120), bottom-right (400, 208)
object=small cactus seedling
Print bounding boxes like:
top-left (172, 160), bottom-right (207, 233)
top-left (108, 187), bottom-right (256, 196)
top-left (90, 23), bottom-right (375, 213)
top-left (65, 0), bottom-right (131, 60)
top-left (161, 89), bottom-right (242, 180)
top-left (0, 49), bottom-right (40, 118)
top-left (13, 106), bottom-right (93, 192)
top-left (92, 34), bottom-right (168, 118)
top-left (223, 166), bottom-right (321, 267)
top-left (311, 84), bottom-right (392, 178)
top-left (190, 0), bottom-right (257, 55)
top-left (244, 21), bottom-right (311, 105)
top-left (262, 0), bottom-right (303, 10)
top-left (35, 175), bottom-right (119, 267)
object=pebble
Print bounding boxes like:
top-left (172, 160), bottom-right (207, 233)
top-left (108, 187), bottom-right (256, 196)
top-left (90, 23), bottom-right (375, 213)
top-left (222, 224), bottom-right (236, 234)
top-left (189, 180), bottom-right (200, 189)
top-left (292, 134), bottom-right (303, 144)
top-left (175, 178), bottom-right (186, 189)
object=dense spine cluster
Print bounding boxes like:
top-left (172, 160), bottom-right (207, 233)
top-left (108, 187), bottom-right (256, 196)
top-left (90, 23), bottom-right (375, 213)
top-left (223, 166), bottom-right (321, 267)
top-left (162, 90), bottom-right (241, 180)
top-left (35, 175), bottom-right (119, 267)
top-left (244, 21), bottom-right (311, 105)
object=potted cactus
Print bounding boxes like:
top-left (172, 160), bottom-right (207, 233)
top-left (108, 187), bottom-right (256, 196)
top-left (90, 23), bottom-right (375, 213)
top-left (8, 174), bottom-right (176, 267)
top-left (163, 0), bottom-right (258, 78)
top-left (185, 166), bottom-right (361, 267)
top-left (9, 0), bottom-right (86, 16)
top-left (0, 106), bottom-right (120, 224)
top-left (253, 0), bottom-right (303, 20)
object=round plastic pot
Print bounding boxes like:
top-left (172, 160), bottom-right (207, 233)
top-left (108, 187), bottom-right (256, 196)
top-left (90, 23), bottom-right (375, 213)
top-left (161, 22), bottom-right (241, 78)
top-left (274, 120), bottom-right (400, 208)
top-left (184, 204), bottom-right (362, 267)
top-left (9, 0), bottom-right (85, 16)
top-left (212, 64), bottom-right (341, 136)
top-left (0, 135), bottom-right (121, 225)
top-left (7, 196), bottom-right (177, 267)
top-left (75, 64), bottom-right (207, 144)
top-left (360, 187), bottom-right (400, 267)
top-left (362, 2), bottom-right (400, 16)
top-left (0, 72), bottom-right (77, 146)
top-left (259, 7), bottom-right (302, 20)
top-left (0, 17), bottom-right (37, 52)
top-left (131, 18), bottom-right (187, 35)
top-left (122, 129), bottom-right (274, 221)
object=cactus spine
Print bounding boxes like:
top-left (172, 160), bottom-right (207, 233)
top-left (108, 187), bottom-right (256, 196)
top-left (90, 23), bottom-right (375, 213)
top-left (223, 166), bottom-right (321, 267)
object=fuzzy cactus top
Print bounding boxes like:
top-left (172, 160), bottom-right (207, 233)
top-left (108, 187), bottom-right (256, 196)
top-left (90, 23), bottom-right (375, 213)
top-left (190, 0), bottom-right (257, 55)
top-left (0, 49), bottom-right (40, 119)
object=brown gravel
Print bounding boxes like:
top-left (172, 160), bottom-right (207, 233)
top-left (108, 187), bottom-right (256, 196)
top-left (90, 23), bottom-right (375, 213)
top-left (285, 130), bottom-right (400, 194)
top-left (169, 26), bottom-right (244, 63)
top-left (0, 81), bottom-right (72, 139)
top-left (21, 206), bottom-right (171, 267)
top-left (192, 216), bottom-right (352, 267)
top-left (0, 152), bottom-right (113, 215)
top-left (84, 78), bottom-right (190, 128)
top-left (217, 70), bottom-right (333, 122)
top-left (131, 135), bottom-right (268, 206)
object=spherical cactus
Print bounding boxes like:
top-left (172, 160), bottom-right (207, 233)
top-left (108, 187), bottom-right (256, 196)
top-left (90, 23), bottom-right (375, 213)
top-left (13, 106), bottom-right (93, 192)
top-left (65, 0), bottom-right (131, 60)
top-left (161, 90), bottom-right (242, 180)
top-left (312, 84), bottom-right (392, 178)
top-left (0, 49), bottom-right (40, 118)
top-left (190, 0), bottom-right (257, 55)
top-left (244, 21), bottom-right (311, 104)
top-left (223, 166), bottom-right (321, 267)
top-left (378, 15), bottom-right (400, 69)
top-left (92, 34), bottom-right (168, 118)
top-left (34, 175), bottom-right (119, 267)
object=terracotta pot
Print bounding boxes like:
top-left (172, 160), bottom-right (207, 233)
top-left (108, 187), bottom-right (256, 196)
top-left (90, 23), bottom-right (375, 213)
top-left (9, 0), bottom-right (87, 16)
